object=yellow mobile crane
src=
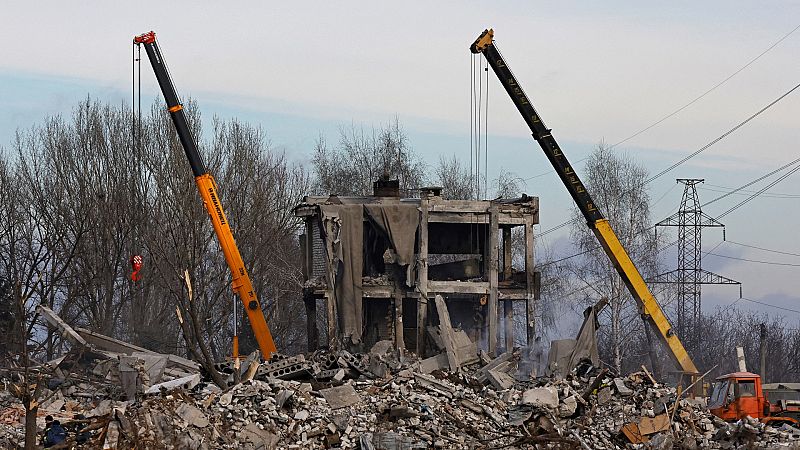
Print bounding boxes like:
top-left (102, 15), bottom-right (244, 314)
top-left (134, 31), bottom-right (277, 358)
top-left (471, 29), bottom-right (698, 376)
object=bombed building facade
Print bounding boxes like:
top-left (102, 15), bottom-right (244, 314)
top-left (295, 180), bottom-right (540, 358)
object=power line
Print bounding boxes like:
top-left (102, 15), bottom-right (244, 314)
top-left (702, 157), bottom-right (800, 207)
top-left (652, 182), bottom-right (679, 207)
top-left (522, 22), bottom-right (800, 182)
top-left (721, 296), bottom-right (743, 313)
top-left (716, 163), bottom-right (800, 218)
top-left (705, 252), bottom-right (800, 267)
top-left (699, 185), bottom-right (800, 199)
top-left (740, 297), bottom-right (800, 315)
top-left (540, 155), bottom-right (800, 270)
top-left (725, 239), bottom-right (800, 258)
top-left (646, 81), bottom-right (800, 183)
top-left (537, 81), bottom-right (800, 239)
top-left (611, 22), bottom-right (800, 150)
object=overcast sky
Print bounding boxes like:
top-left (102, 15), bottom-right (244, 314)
top-left (2, 1), bottom-right (799, 328)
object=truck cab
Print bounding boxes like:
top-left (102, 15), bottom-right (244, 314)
top-left (709, 372), bottom-right (799, 425)
top-left (708, 372), bottom-right (766, 421)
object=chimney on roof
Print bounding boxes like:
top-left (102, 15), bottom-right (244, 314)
top-left (373, 178), bottom-right (400, 197)
top-left (420, 186), bottom-right (442, 199)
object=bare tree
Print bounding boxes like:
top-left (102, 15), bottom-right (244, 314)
top-left (568, 143), bottom-right (665, 374)
top-left (692, 307), bottom-right (800, 381)
top-left (1, 97), bottom-right (311, 370)
top-left (493, 168), bottom-right (525, 199)
top-left (0, 127), bottom-right (85, 448)
top-left (434, 154), bottom-right (474, 200)
top-left (312, 119), bottom-right (426, 196)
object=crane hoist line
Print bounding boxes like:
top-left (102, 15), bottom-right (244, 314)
top-left (133, 31), bottom-right (277, 358)
top-left (471, 28), bottom-right (698, 376)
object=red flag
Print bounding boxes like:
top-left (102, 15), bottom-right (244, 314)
top-left (130, 255), bottom-right (143, 282)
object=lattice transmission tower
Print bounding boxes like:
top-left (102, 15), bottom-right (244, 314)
top-left (649, 179), bottom-right (739, 348)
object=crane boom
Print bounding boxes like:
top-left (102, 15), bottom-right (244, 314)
top-left (134, 31), bottom-right (277, 358)
top-left (471, 29), bottom-right (697, 375)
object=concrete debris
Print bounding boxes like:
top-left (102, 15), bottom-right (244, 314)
top-left (37, 305), bottom-right (88, 348)
top-left (176, 402), bottom-right (210, 428)
top-left (3, 309), bottom-right (800, 448)
top-left (144, 373), bottom-right (201, 394)
top-left (486, 368), bottom-right (515, 390)
top-left (558, 395), bottom-right (578, 417)
top-left (613, 377), bottom-right (634, 396)
top-left (319, 384), bottom-right (361, 409)
top-left (522, 386), bottom-right (560, 408)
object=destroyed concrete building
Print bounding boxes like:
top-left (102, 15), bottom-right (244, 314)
top-left (295, 180), bottom-right (540, 357)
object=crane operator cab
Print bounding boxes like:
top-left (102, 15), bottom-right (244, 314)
top-left (708, 372), bottom-right (765, 421)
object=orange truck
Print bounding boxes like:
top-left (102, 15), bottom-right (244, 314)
top-left (708, 372), bottom-right (800, 425)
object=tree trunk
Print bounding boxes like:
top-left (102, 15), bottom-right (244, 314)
top-left (642, 315), bottom-right (662, 380)
top-left (24, 402), bottom-right (38, 450)
top-left (611, 307), bottom-right (622, 374)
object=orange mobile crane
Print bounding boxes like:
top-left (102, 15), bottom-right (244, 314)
top-left (133, 31), bottom-right (277, 358)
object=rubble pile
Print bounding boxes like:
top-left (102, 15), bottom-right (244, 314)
top-left (4, 342), bottom-right (800, 449)
top-left (513, 370), bottom-right (800, 449)
top-left (1, 306), bottom-right (799, 448)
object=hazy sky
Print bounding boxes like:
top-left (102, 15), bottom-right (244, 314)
top-left (2, 1), bottom-right (799, 327)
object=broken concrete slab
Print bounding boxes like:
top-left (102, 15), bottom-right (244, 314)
top-left (275, 390), bottom-right (294, 409)
top-left (427, 326), bottom-right (479, 368)
top-left (559, 395), bottom-right (578, 417)
top-left (369, 339), bottom-right (393, 356)
top-left (521, 386), bottom-right (559, 408)
top-left (433, 295), bottom-right (460, 371)
top-left (130, 353), bottom-right (168, 386)
top-left (452, 329), bottom-right (479, 366)
top-left (597, 386), bottom-right (612, 405)
top-left (418, 352), bottom-right (448, 374)
top-left (118, 356), bottom-right (142, 399)
top-left (176, 403), bottom-right (209, 428)
top-left (239, 422), bottom-right (278, 449)
top-left (319, 384), bottom-right (361, 409)
top-left (162, 354), bottom-right (201, 373)
top-left (476, 351), bottom-right (513, 383)
top-left (333, 368), bottom-right (346, 382)
top-left (77, 327), bottom-right (150, 355)
top-left (144, 373), bottom-right (200, 394)
top-left (413, 372), bottom-right (455, 399)
top-left (613, 377), bottom-right (633, 396)
top-left (37, 305), bottom-right (88, 347)
top-left (486, 369), bottom-right (515, 390)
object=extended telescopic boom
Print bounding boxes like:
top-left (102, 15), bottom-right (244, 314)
top-left (471, 29), bottom-right (697, 375)
top-left (134, 31), bottom-right (277, 358)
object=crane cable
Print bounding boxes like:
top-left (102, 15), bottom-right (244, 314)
top-left (469, 54), bottom-right (493, 261)
top-left (130, 41), bottom-right (144, 287)
top-left (470, 54), bottom-right (491, 200)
